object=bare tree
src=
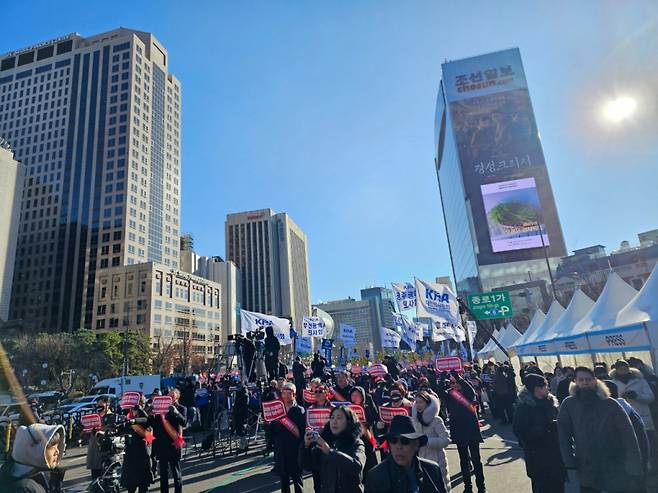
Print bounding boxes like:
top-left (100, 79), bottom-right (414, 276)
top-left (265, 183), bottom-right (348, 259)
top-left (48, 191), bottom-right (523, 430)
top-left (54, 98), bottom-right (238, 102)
top-left (152, 336), bottom-right (177, 376)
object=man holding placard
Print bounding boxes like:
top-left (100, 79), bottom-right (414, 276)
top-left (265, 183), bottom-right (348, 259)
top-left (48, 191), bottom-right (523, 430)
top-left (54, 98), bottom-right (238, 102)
top-left (150, 389), bottom-right (187, 493)
top-left (271, 382), bottom-right (306, 493)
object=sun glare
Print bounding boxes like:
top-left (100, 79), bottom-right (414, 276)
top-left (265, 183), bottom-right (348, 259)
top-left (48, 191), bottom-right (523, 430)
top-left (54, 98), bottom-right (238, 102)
top-left (603, 96), bottom-right (637, 123)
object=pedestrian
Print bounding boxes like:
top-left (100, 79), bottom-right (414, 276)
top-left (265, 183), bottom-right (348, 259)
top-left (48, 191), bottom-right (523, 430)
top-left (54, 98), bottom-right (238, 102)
top-left (557, 366), bottom-right (644, 493)
top-left (512, 373), bottom-right (565, 493)
top-left (333, 370), bottom-right (353, 403)
top-left (301, 406), bottom-right (366, 493)
top-left (411, 391), bottom-right (451, 493)
top-left (309, 385), bottom-right (334, 410)
top-left (293, 356), bottom-right (308, 406)
top-left (0, 423), bottom-right (65, 493)
top-left (350, 387), bottom-right (379, 479)
top-left (555, 367), bottom-right (574, 404)
top-left (311, 353), bottom-right (325, 380)
top-left (365, 415), bottom-right (446, 493)
top-left (609, 360), bottom-right (656, 465)
top-left (86, 396), bottom-right (113, 481)
top-left (438, 372), bottom-right (485, 493)
top-left (265, 326), bottom-right (281, 381)
top-left (151, 389), bottom-right (187, 493)
top-left (121, 397), bottom-right (154, 493)
top-left (271, 382), bottom-right (305, 493)
top-left (492, 366), bottom-right (514, 424)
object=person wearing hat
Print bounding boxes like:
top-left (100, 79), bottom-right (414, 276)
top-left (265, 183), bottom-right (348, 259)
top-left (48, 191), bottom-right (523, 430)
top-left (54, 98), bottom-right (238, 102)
top-left (365, 415), bottom-right (446, 493)
top-left (271, 382), bottom-right (306, 493)
top-left (512, 373), bottom-right (566, 493)
top-left (412, 391), bottom-right (451, 492)
top-left (0, 423), bottom-right (65, 492)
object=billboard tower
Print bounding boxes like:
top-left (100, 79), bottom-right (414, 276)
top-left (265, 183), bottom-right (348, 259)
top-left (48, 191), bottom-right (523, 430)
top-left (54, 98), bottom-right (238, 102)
top-left (435, 48), bottom-right (566, 314)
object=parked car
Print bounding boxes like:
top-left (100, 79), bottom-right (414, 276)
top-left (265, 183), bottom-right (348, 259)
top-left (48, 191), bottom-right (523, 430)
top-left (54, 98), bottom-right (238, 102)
top-left (53, 394), bottom-right (117, 416)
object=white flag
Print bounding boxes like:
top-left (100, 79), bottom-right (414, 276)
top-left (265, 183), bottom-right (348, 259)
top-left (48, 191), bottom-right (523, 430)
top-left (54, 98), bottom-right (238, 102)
top-left (339, 323), bottom-right (356, 347)
top-left (380, 327), bottom-right (401, 348)
top-left (392, 282), bottom-right (416, 310)
top-left (393, 313), bottom-right (421, 351)
top-left (466, 321), bottom-right (477, 359)
top-left (302, 316), bottom-right (327, 338)
top-left (240, 309), bottom-right (292, 345)
top-left (415, 279), bottom-right (461, 326)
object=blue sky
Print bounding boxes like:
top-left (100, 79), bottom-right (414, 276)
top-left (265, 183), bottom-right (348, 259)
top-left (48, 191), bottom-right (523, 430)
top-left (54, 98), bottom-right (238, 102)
top-left (3, 1), bottom-right (657, 303)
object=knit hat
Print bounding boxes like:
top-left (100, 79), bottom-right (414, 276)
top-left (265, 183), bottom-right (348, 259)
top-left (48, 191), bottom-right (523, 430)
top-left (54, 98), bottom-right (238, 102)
top-left (524, 373), bottom-right (546, 393)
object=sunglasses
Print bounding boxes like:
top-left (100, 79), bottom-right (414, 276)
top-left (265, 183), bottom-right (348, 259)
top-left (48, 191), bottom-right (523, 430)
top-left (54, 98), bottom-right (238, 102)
top-left (315, 390), bottom-right (326, 394)
top-left (389, 436), bottom-right (412, 445)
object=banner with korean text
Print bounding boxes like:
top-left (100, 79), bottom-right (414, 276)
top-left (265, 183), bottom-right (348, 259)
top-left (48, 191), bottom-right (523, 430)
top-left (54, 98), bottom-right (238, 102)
top-left (380, 327), bottom-right (402, 348)
top-left (392, 282), bottom-right (416, 310)
top-left (416, 279), bottom-right (466, 343)
top-left (302, 317), bottom-right (327, 338)
top-left (240, 309), bottom-right (292, 345)
top-left (339, 323), bottom-right (356, 347)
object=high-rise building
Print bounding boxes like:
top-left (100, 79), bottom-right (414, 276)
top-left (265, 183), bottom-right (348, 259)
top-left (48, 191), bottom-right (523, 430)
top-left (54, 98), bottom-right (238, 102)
top-left (0, 141), bottom-right (24, 321)
top-left (314, 298), bottom-right (378, 353)
top-left (360, 286), bottom-right (397, 334)
top-left (225, 209), bottom-right (311, 331)
top-left (435, 48), bottom-right (566, 311)
top-left (0, 29), bottom-right (182, 331)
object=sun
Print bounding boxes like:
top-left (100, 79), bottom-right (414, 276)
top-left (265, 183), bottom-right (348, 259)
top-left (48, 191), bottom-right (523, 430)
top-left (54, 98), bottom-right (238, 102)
top-left (603, 96), bottom-right (637, 123)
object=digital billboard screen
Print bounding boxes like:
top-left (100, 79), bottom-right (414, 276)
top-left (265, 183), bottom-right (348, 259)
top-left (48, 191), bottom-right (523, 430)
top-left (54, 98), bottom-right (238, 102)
top-left (480, 177), bottom-right (549, 253)
top-left (441, 48), bottom-right (566, 265)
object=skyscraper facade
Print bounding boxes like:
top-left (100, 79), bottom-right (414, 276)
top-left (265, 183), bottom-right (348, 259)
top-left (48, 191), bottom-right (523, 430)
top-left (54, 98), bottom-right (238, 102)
top-left (225, 209), bottom-right (311, 331)
top-left (314, 298), bottom-right (378, 353)
top-left (360, 286), bottom-right (396, 334)
top-left (435, 48), bottom-right (566, 309)
top-left (0, 29), bottom-right (181, 331)
top-left (0, 142), bottom-right (24, 321)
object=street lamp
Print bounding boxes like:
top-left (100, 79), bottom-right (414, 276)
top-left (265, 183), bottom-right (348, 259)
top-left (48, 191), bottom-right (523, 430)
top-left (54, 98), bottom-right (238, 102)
top-left (603, 96), bottom-right (637, 123)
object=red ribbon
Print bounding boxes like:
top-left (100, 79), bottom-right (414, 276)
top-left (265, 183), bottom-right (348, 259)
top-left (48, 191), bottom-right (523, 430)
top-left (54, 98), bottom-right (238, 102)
top-left (449, 388), bottom-right (477, 415)
top-left (279, 416), bottom-right (301, 439)
top-left (160, 414), bottom-right (185, 449)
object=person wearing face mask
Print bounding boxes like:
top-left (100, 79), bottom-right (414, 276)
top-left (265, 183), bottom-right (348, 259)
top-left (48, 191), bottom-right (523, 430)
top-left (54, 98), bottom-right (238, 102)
top-left (350, 387), bottom-right (379, 480)
top-left (120, 395), bottom-right (154, 493)
top-left (85, 396), bottom-right (113, 481)
top-left (512, 374), bottom-right (565, 493)
top-left (271, 382), bottom-right (305, 493)
top-left (411, 391), bottom-right (451, 493)
top-left (0, 423), bottom-right (65, 493)
top-left (557, 366), bottom-right (643, 493)
top-left (301, 406), bottom-right (366, 493)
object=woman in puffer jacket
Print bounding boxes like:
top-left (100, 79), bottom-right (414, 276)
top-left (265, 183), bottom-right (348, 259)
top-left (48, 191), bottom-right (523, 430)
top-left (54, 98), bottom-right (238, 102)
top-left (412, 390), bottom-right (451, 492)
top-left (300, 406), bottom-right (366, 493)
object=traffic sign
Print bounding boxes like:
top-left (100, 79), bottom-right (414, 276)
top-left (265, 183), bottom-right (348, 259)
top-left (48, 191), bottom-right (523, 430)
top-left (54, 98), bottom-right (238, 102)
top-left (467, 291), bottom-right (513, 320)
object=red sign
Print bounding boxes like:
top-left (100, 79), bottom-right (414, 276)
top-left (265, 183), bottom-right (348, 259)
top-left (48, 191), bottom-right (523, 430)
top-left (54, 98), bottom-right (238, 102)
top-left (349, 405), bottom-right (366, 423)
top-left (262, 400), bottom-right (287, 422)
top-left (303, 389), bottom-right (315, 404)
top-left (286, 371), bottom-right (293, 379)
top-left (307, 408), bottom-right (331, 430)
top-left (368, 364), bottom-right (388, 377)
top-left (81, 413), bottom-right (102, 432)
top-left (351, 364), bottom-right (362, 375)
top-left (435, 357), bottom-right (463, 372)
top-left (152, 395), bottom-right (173, 415)
top-left (120, 391), bottom-right (141, 410)
top-left (379, 406), bottom-right (409, 424)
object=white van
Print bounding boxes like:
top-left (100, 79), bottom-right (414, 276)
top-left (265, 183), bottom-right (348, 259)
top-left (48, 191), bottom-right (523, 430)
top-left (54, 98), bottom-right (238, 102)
top-left (90, 375), bottom-right (161, 396)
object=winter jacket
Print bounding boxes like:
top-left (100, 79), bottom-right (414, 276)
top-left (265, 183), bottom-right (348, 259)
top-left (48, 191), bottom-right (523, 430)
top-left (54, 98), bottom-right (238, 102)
top-left (556, 377), bottom-right (572, 404)
top-left (512, 388), bottom-right (565, 484)
top-left (120, 408), bottom-right (154, 490)
top-left (615, 397), bottom-right (650, 473)
top-left (149, 403), bottom-right (187, 460)
top-left (437, 379), bottom-right (482, 445)
top-left (300, 424), bottom-right (366, 493)
top-left (271, 403), bottom-right (306, 477)
top-left (557, 381), bottom-right (644, 492)
top-left (85, 411), bottom-right (114, 470)
top-left (365, 456), bottom-right (446, 493)
top-left (0, 424), bottom-right (65, 493)
top-left (610, 368), bottom-right (655, 431)
top-left (411, 395), bottom-right (451, 493)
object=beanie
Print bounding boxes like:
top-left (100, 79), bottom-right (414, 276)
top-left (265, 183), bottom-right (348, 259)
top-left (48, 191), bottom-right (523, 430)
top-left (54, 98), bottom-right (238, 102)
top-left (524, 373), bottom-right (546, 394)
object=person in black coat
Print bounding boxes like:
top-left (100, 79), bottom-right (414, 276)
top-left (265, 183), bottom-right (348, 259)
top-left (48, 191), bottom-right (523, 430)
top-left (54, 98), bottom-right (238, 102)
top-left (301, 406), bottom-right (366, 493)
top-left (293, 357), bottom-right (308, 405)
top-left (121, 399), bottom-right (154, 493)
top-left (264, 326), bottom-right (281, 381)
top-left (438, 372), bottom-right (485, 493)
top-left (350, 387), bottom-right (379, 480)
top-left (365, 415), bottom-right (446, 493)
top-left (271, 382), bottom-right (306, 493)
top-left (555, 367), bottom-right (574, 404)
top-left (512, 374), bottom-right (566, 493)
top-left (150, 389), bottom-right (187, 493)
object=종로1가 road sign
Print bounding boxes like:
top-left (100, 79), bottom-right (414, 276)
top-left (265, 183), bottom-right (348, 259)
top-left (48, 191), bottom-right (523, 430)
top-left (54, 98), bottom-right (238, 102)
top-left (467, 291), bottom-right (513, 320)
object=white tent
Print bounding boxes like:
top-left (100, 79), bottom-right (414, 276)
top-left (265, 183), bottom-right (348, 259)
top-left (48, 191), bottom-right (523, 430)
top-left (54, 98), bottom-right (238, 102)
top-left (485, 325), bottom-right (510, 360)
top-left (552, 272), bottom-right (638, 355)
top-left (586, 263), bottom-right (658, 365)
top-left (491, 323), bottom-right (522, 361)
top-left (511, 309), bottom-right (545, 354)
top-left (536, 290), bottom-right (595, 354)
top-left (516, 300), bottom-right (565, 357)
top-left (477, 327), bottom-right (501, 359)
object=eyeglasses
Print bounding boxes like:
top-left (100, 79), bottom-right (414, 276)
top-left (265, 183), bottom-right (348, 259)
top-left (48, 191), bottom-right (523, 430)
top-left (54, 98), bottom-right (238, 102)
top-left (389, 436), bottom-right (412, 445)
top-left (314, 390), bottom-right (326, 394)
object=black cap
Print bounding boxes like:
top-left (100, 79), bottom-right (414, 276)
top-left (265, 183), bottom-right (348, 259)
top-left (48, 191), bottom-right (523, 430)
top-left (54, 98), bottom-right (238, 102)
top-left (386, 415), bottom-right (427, 446)
top-left (524, 373), bottom-right (546, 393)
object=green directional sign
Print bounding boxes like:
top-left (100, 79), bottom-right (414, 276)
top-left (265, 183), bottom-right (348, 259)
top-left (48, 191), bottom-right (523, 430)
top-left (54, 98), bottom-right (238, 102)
top-left (467, 291), bottom-right (513, 320)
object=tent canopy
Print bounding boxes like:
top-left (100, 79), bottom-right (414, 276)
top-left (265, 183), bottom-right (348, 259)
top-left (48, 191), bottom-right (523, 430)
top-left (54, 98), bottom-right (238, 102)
top-left (538, 290), bottom-right (595, 343)
top-left (512, 309), bottom-right (545, 349)
top-left (478, 327), bottom-right (501, 356)
top-left (614, 264), bottom-right (658, 328)
top-left (518, 301), bottom-right (565, 347)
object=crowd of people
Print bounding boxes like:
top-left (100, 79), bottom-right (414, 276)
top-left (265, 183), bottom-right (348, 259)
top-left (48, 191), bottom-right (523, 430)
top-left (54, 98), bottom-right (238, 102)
top-left (2, 353), bottom-right (658, 493)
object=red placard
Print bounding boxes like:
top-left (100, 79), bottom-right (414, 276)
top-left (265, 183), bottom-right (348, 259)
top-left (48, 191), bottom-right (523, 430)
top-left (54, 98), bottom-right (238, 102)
top-left (351, 364), bottom-right (362, 375)
top-left (349, 404), bottom-right (366, 423)
top-left (435, 357), bottom-right (462, 372)
top-left (81, 413), bottom-right (102, 432)
top-left (303, 389), bottom-right (315, 404)
top-left (262, 400), bottom-right (287, 422)
top-left (379, 406), bottom-right (409, 424)
top-left (286, 371), bottom-right (293, 379)
top-left (306, 408), bottom-right (331, 430)
top-left (152, 395), bottom-right (173, 415)
top-left (368, 364), bottom-right (388, 377)
top-left (120, 391), bottom-right (141, 410)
